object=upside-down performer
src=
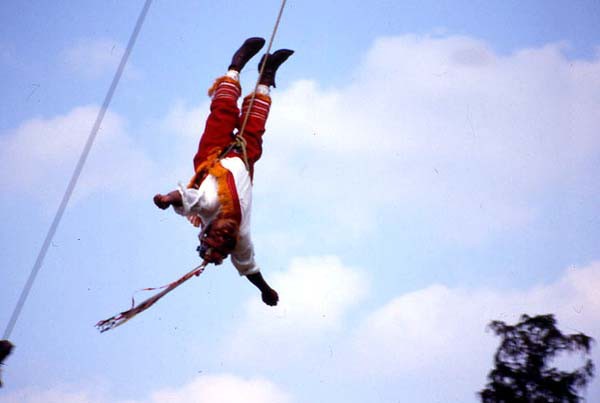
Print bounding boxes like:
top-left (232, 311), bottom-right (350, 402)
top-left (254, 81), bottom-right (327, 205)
top-left (153, 38), bottom-right (293, 307)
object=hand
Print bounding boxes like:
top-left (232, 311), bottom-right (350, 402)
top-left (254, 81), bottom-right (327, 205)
top-left (188, 215), bottom-right (202, 227)
top-left (154, 190), bottom-right (183, 210)
top-left (261, 288), bottom-right (279, 306)
top-left (153, 194), bottom-right (170, 209)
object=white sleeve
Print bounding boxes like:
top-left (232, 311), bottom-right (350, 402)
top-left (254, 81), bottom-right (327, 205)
top-left (173, 183), bottom-right (203, 217)
top-left (231, 231), bottom-right (260, 276)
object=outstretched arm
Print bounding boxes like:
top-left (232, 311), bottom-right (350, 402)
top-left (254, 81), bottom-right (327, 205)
top-left (246, 272), bottom-right (279, 306)
top-left (153, 190), bottom-right (182, 209)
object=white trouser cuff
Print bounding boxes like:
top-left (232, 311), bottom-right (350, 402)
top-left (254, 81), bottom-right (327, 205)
top-left (256, 84), bottom-right (270, 95)
top-left (226, 70), bottom-right (240, 81)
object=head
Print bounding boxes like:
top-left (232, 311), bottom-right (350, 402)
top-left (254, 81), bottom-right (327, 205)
top-left (198, 218), bottom-right (239, 265)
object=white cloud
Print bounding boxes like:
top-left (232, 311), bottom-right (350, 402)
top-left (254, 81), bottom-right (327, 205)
top-left (162, 100), bottom-right (209, 141)
top-left (38, 33), bottom-right (597, 242)
top-left (0, 105), bottom-right (155, 204)
top-left (218, 257), bottom-right (600, 401)
top-left (144, 374), bottom-right (291, 403)
top-left (0, 384), bottom-right (109, 403)
top-left (61, 39), bottom-right (139, 79)
top-left (347, 261), bottom-right (600, 401)
top-left (223, 256), bottom-right (368, 367)
top-left (257, 35), bottom-right (600, 243)
top-left (268, 256), bottom-right (368, 329)
top-left (0, 374), bottom-right (291, 403)
top-left (157, 100), bottom-right (211, 183)
top-left (3, 258), bottom-right (598, 403)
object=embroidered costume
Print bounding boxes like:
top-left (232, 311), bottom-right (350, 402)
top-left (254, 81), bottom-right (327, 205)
top-left (174, 74), bottom-right (271, 276)
top-left (153, 37), bottom-right (293, 306)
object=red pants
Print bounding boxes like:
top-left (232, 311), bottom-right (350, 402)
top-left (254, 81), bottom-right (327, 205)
top-left (193, 77), bottom-right (271, 175)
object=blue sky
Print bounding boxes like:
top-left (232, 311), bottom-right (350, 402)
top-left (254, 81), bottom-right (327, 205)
top-left (1, 1), bottom-right (600, 402)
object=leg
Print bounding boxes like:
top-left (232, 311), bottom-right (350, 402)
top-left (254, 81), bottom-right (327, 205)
top-left (193, 78), bottom-right (241, 169)
top-left (192, 38), bottom-right (266, 170)
top-left (241, 49), bottom-right (295, 171)
top-left (241, 91), bottom-right (271, 169)
top-left (246, 272), bottom-right (279, 306)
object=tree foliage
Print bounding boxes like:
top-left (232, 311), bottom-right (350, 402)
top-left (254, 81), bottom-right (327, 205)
top-left (480, 314), bottom-right (594, 403)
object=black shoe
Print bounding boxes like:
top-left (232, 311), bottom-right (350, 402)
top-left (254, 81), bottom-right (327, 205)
top-left (258, 49), bottom-right (294, 87)
top-left (228, 37), bottom-right (266, 72)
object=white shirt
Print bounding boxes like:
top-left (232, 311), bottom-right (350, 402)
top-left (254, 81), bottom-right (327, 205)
top-left (173, 157), bottom-right (259, 276)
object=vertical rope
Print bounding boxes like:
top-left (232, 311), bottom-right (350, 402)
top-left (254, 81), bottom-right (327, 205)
top-left (2, 0), bottom-right (153, 341)
top-left (235, 0), bottom-right (288, 153)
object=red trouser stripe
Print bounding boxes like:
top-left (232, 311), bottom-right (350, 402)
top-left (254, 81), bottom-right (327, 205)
top-left (225, 171), bottom-right (242, 224)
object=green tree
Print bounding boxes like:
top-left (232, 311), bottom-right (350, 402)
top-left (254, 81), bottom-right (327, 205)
top-left (480, 314), bottom-right (594, 402)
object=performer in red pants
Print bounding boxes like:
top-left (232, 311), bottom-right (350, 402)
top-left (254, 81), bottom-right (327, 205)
top-left (154, 38), bottom-right (293, 306)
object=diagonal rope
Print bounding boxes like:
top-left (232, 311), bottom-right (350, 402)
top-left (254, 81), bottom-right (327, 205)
top-left (2, 0), bottom-right (153, 341)
top-left (231, 0), bottom-right (288, 168)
